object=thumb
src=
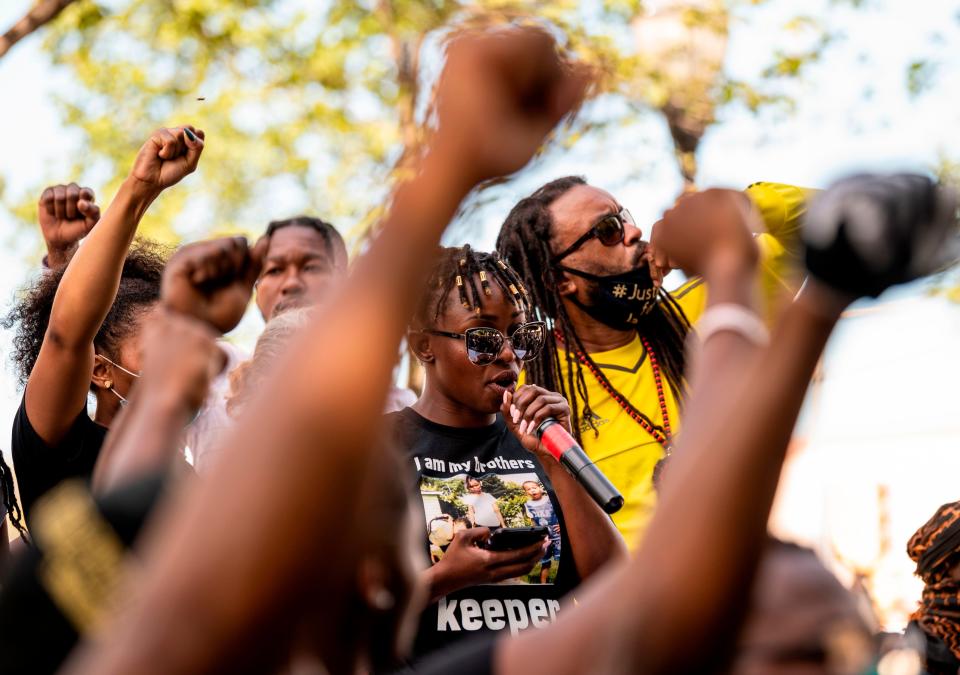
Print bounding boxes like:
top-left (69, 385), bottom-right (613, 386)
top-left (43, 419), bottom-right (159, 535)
top-left (77, 200), bottom-right (101, 231)
top-left (454, 527), bottom-right (490, 547)
top-left (182, 126), bottom-right (205, 172)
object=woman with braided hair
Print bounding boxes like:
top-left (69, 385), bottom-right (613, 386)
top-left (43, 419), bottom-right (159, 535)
top-left (390, 244), bottom-right (624, 663)
top-left (496, 177), bottom-right (811, 544)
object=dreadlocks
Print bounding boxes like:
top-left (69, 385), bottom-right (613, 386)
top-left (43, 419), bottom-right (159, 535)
top-left (414, 245), bottom-right (531, 329)
top-left (1, 454), bottom-right (29, 544)
top-left (496, 176), bottom-right (691, 443)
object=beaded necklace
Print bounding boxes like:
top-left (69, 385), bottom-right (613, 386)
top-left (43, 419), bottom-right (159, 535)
top-left (557, 331), bottom-right (673, 448)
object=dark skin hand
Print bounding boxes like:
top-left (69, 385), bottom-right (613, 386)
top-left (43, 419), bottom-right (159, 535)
top-left (38, 183), bottom-right (101, 268)
top-left (64, 28), bottom-right (589, 675)
top-left (26, 125), bottom-right (204, 446)
top-left (503, 384), bottom-right (625, 580)
top-left (497, 188), bottom-right (847, 675)
top-left (96, 235), bottom-right (268, 492)
top-left (424, 528), bottom-right (548, 603)
top-left (414, 281), bottom-right (624, 598)
top-left (162, 236), bottom-right (267, 335)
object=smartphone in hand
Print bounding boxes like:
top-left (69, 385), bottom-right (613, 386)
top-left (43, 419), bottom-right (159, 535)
top-left (485, 526), bottom-right (549, 552)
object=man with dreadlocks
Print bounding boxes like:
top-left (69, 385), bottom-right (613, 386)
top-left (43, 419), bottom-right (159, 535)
top-left (393, 243), bottom-right (624, 661)
top-left (496, 178), bottom-right (811, 543)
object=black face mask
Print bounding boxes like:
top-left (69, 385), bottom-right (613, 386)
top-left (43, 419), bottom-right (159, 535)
top-left (557, 265), bottom-right (659, 331)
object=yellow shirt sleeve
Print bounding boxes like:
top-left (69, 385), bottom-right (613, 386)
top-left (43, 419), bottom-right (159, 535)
top-left (745, 181), bottom-right (819, 321)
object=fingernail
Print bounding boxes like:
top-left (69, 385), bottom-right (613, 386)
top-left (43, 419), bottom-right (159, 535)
top-left (183, 127), bottom-right (197, 142)
top-left (510, 405), bottom-right (519, 423)
top-left (519, 420), bottom-right (528, 436)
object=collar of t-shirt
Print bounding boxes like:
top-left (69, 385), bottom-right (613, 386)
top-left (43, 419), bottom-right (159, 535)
top-left (399, 408), bottom-right (507, 443)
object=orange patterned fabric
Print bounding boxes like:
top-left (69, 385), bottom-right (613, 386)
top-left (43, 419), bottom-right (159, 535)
top-left (908, 500), bottom-right (960, 659)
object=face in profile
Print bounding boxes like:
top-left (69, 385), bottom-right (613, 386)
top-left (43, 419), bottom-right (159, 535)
top-left (548, 185), bottom-right (645, 274)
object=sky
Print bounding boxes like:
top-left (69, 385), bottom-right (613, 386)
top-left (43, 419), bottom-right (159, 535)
top-left (1, 0), bottom-right (958, 630)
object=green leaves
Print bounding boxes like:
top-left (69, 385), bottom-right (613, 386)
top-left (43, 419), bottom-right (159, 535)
top-left (9, 0), bottom-right (878, 245)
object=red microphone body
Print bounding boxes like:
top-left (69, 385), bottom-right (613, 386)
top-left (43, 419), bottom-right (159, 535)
top-left (535, 418), bottom-right (624, 514)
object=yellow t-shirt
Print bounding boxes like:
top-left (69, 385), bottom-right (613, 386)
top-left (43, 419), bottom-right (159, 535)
top-left (532, 182), bottom-right (813, 547)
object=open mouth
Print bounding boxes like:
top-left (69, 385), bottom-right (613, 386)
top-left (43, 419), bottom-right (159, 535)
top-left (487, 371), bottom-right (518, 395)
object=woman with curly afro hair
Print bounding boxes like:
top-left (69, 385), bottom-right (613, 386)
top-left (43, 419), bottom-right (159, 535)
top-left (3, 124), bottom-right (204, 529)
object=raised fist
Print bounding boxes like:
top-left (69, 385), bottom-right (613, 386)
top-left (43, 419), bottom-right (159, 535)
top-left (804, 173), bottom-right (959, 298)
top-left (161, 236), bottom-right (265, 334)
top-left (38, 183), bottom-right (100, 268)
top-left (130, 125), bottom-right (205, 191)
top-left (648, 189), bottom-right (760, 282)
top-left (432, 27), bottom-right (590, 184)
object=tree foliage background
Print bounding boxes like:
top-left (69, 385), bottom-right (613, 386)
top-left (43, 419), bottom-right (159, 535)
top-left (0, 0), bottom-right (866, 248)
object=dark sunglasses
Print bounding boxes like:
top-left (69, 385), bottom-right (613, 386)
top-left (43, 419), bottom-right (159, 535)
top-left (551, 208), bottom-right (634, 263)
top-left (424, 321), bottom-right (546, 366)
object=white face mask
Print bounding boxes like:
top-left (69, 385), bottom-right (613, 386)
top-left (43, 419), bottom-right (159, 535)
top-left (96, 354), bottom-right (140, 407)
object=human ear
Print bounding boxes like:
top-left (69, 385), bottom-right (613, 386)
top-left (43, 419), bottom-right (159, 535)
top-left (90, 354), bottom-right (113, 391)
top-left (408, 331), bottom-right (435, 364)
top-left (552, 269), bottom-right (578, 297)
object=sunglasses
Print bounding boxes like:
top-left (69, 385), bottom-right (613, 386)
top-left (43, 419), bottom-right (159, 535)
top-left (551, 208), bottom-right (634, 263)
top-left (424, 321), bottom-right (546, 366)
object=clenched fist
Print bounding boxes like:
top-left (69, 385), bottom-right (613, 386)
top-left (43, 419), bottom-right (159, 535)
top-left (38, 183), bottom-right (100, 268)
top-left (162, 236), bottom-right (266, 334)
top-left (130, 125), bottom-right (205, 192)
top-left (432, 28), bottom-right (590, 184)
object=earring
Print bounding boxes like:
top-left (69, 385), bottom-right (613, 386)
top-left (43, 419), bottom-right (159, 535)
top-left (370, 588), bottom-right (395, 611)
top-left (104, 380), bottom-right (113, 390)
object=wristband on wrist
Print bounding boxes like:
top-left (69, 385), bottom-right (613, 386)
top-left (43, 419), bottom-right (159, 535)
top-left (693, 303), bottom-right (769, 348)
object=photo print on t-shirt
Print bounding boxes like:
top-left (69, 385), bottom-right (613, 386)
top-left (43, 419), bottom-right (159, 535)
top-left (419, 470), bottom-right (562, 585)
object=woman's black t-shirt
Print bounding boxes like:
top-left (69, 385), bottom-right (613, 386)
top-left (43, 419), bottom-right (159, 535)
top-left (11, 395), bottom-right (107, 527)
top-left (387, 408), bottom-right (579, 662)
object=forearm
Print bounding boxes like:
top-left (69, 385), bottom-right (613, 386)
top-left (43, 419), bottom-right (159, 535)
top-left (92, 386), bottom-right (192, 494)
top-left (65, 159), bottom-right (479, 675)
top-left (539, 460), bottom-right (625, 579)
top-left (47, 176), bottom-right (158, 348)
top-left (627, 282), bottom-right (844, 673)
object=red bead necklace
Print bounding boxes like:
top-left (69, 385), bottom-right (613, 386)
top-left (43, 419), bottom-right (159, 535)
top-left (557, 331), bottom-right (673, 448)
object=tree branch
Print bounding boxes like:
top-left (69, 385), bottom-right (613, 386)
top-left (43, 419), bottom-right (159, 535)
top-left (0, 0), bottom-right (79, 59)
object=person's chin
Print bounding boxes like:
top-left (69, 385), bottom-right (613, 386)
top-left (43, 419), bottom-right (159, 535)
top-left (479, 391), bottom-right (504, 414)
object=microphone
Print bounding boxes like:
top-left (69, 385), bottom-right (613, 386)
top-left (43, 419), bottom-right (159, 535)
top-left (535, 418), bottom-right (624, 514)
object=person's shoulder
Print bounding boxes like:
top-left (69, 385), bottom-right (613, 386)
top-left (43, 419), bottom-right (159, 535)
top-left (383, 407), bottom-right (424, 449)
top-left (12, 391), bottom-right (103, 457)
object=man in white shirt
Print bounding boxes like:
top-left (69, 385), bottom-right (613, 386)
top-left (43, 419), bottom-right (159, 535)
top-left (186, 216), bottom-right (415, 471)
top-left (34, 202), bottom-right (414, 472)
